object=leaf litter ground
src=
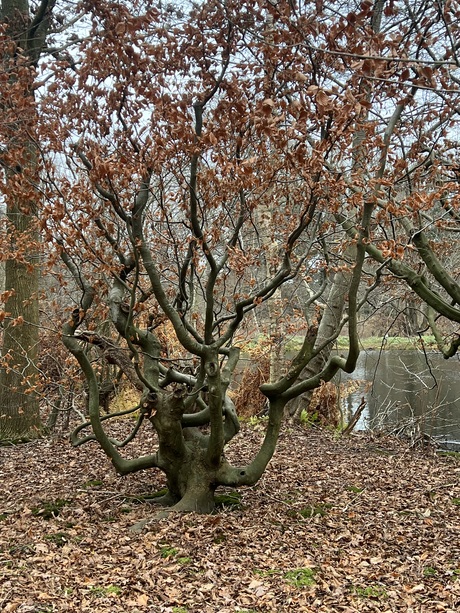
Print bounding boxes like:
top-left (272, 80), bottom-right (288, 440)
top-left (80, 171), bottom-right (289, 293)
top-left (0, 424), bottom-right (459, 612)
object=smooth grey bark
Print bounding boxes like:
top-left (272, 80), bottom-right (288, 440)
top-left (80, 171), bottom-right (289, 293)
top-left (287, 266), bottom-right (351, 418)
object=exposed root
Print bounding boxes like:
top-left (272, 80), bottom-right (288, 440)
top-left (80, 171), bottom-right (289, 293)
top-left (129, 491), bottom-right (216, 531)
top-left (146, 492), bottom-right (180, 507)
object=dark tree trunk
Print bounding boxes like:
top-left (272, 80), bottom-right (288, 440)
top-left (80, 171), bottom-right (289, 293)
top-left (0, 255), bottom-right (41, 440)
top-left (0, 0), bottom-right (53, 440)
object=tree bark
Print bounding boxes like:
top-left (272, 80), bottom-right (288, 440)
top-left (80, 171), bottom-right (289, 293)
top-left (0, 251), bottom-right (41, 440)
top-left (288, 267), bottom-right (351, 419)
top-left (0, 0), bottom-right (52, 440)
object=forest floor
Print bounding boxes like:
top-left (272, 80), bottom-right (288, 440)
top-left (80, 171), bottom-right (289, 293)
top-left (0, 423), bottom-right (459, 613)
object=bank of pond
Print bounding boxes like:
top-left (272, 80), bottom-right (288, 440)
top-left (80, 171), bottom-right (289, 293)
top-left (339, 349), bottom-right (460, 450)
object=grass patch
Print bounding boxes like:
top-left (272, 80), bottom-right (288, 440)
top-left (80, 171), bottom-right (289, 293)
top-left (286, 335), bottom-right (437, 352)
top-left (242, 415), bottom-right (269, 428)
top-left (452, 498), bottom-right (460, 506)
top-left (347, 335), bottom-right (436, 351)
top-left (438, 451), bottom-right (460, 460)
top-left (423, 566), bottom-right (438, 577)
top-left (352, 584), bottom-right (388, 599)
top-left (8, 543), bottom-right (35, 556)
top-left (452, 567), bottom-right (460, 580)
top-left (300, 409), bottom-right (319, 427)
top-left (255, 567), bottom-right (316, 588)
top-left (213, 531), bottom-right (227, 544)
top-left (254, 569), bottom-right (278, 577)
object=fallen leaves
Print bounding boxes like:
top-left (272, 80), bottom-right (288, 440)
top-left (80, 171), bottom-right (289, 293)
top-left (0, 427), bottom-right (459, 611)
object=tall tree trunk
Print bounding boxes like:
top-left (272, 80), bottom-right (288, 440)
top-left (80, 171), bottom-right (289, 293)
top-left (0, 0), bottom-right (51, 440)
top-left (0, 222), bottom-right (41, 440)
top-left (288, 0), bottom-right (387, 422)
top-left (288, 266), bottom-right (351, 419)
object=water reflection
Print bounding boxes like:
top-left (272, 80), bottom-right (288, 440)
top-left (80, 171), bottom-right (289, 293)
top-left (339, 350), bottom-right (460, 447)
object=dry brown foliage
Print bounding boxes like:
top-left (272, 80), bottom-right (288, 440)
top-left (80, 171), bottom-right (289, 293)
top-left (309, 382), bottom-right (340, 427)
top-left (231, 358), bottom-right (270, 418)
top-left (231, 341), bottom-right (271, 418)
top-left (1, 426), bottom-right (459, 612)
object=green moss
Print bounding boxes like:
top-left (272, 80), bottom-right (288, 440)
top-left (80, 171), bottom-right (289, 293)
top-left (89, 584), bottom-right (122, 597)
top-left (214, 491), bottom-right (243, 510)
top-left (291, 503), bottom-right (333, 518)
top-left (127, 488), bottom-right (169, 503)
top-left (284, 567), bottom-right (316, 588)
top-left (346, 485), bottom-right (364, 494)
top-left (44, 532), bottom-right (70, 546)
top-left (82, 479), bottom-right (103, 488)
top-left (423, 566), bottom-right (437, 577)
top-left (0, 436), bottom-right (42, 447)
top-left (160, 546), bottom-right (178, 558)
top-left (31, 499), bottom-right (71, 519)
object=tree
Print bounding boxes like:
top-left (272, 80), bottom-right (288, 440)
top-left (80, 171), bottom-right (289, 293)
top-left (36, 0), bottom-right (460, 513)
top-left (0, 0), bottom-right (55, 440)
top-left (0, 0), bottom-right (84, 440)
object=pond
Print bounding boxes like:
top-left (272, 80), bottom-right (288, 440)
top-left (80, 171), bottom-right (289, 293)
top-left (339, 349), bottom-right (460, 449)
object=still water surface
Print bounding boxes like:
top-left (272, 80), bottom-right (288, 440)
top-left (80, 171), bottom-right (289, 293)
top-left (340, 350), bottom-right (460, 448)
